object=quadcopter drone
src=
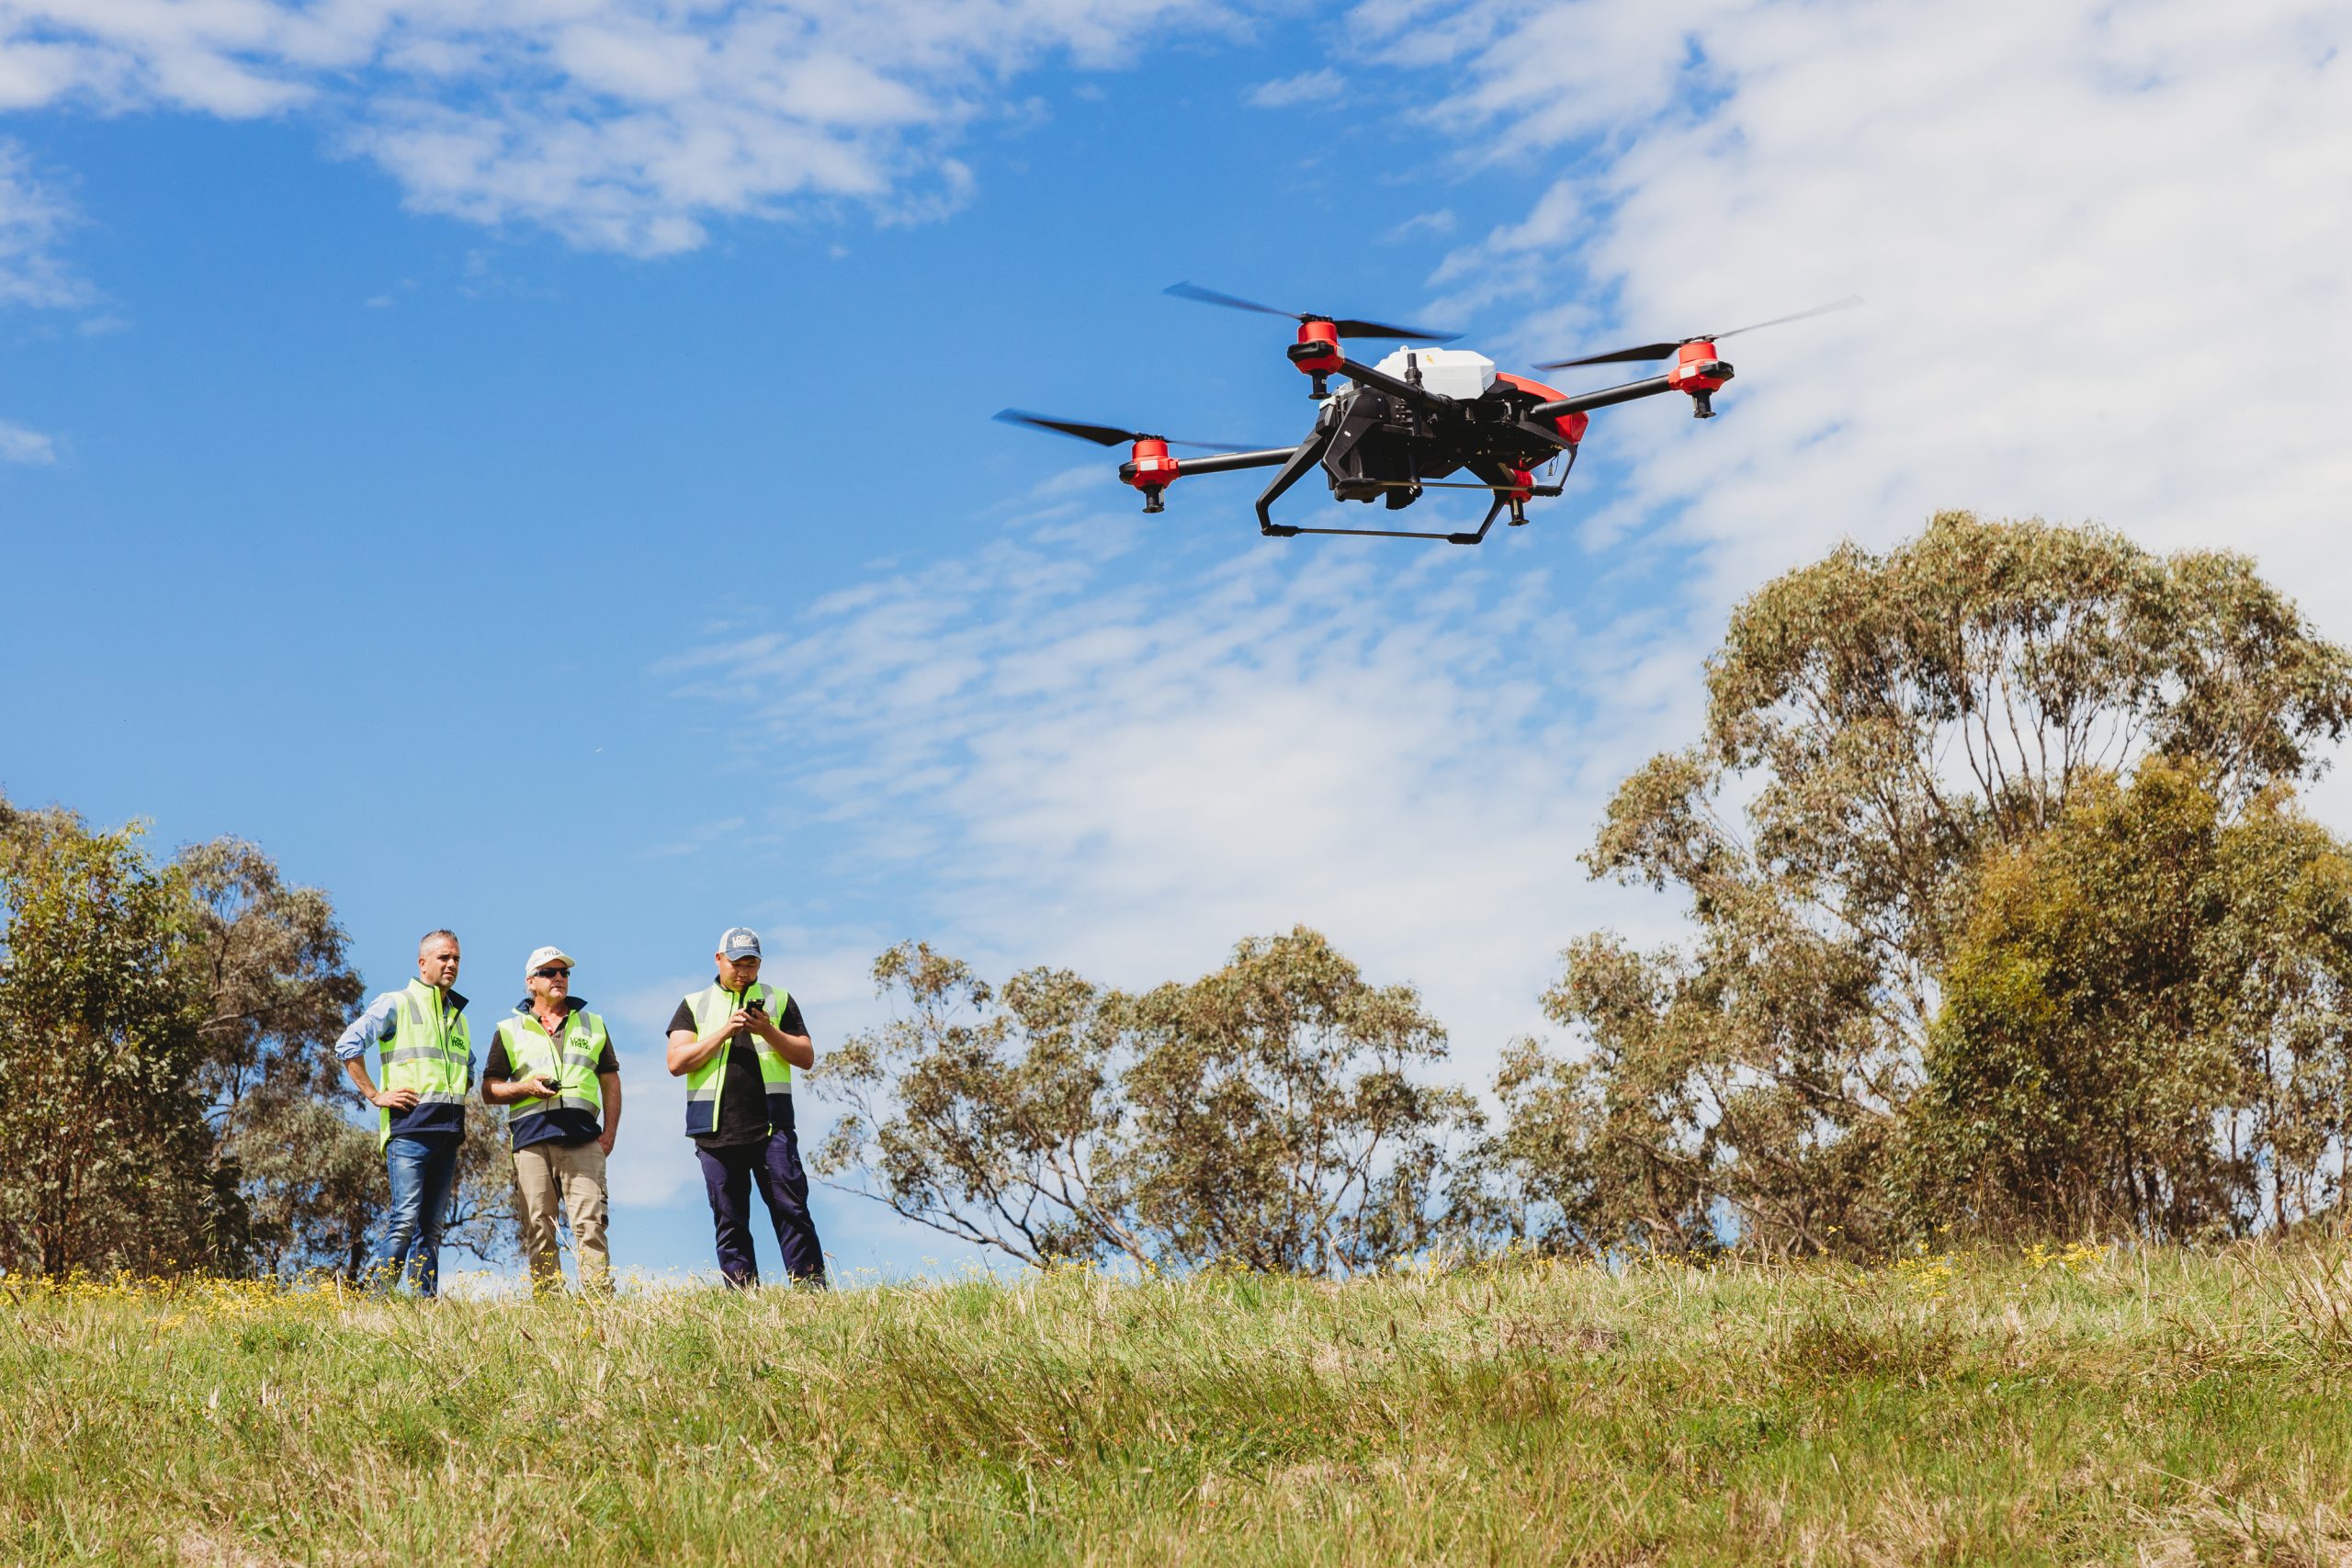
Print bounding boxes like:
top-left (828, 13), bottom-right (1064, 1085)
top-left (996, 283), bottom-right (1857, 544)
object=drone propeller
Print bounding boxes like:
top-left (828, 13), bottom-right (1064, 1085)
top-left (1163, 282), bottom-right (1460, 343)
top-left (1534, 296), bottom-right (1861, 369)
top-left (993, 410), bottom-right (1246, 451)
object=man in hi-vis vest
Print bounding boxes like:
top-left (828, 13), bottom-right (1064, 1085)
top-left (481, 945), bottom-right (622, 1296)
top-left (335, 929), bottom-right (475, 1296)
top-left (665, 927), bottom-right (825, 1285)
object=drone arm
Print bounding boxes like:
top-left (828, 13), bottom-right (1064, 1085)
top-left (1252, 425), bottom-right (1335, 537)
top-left (1527, 375), bottom-right (1676, 419)
top-left (1136, 447), bottom-right (1296, 479)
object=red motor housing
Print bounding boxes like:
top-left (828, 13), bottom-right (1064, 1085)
top-left (1286, 319), bottom-right (1342, 377)
top-left (1667, 340), bottom-right (1734, 419)
top-left (1125, 436), bottom-right (1180, 500)
top-left (1668, 340), bottom-right (1732, 392)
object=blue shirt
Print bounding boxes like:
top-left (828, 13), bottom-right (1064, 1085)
top-left (336, 985), bottom-right (474, 1140)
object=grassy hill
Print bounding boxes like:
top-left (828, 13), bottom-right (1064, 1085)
top-left (4, 1243), bottom-right (2349, 1564)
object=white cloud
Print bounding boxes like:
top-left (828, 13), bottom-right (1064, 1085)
top-left (658, 0), bottom-right (2352, 1104)
top-left (1249, 67), bottom-right (1344, 107)
top-left (1384, 0), bottom-right (2352, 617)
top-left (0, 137), bottom-right (85, 308)
top-left (0, 416), bottom-right (53, 463)
top-left (667, 518), bottom-right (1698, 1088)
top-left (1385, 208), bottom-right (1455, 241)
top-left (0, 144), bottom-right (68, 451)
top-left (0, 0), bottom-right (1249, 254)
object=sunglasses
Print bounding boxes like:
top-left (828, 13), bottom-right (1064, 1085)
top-left (531, 965), bottom-right (572, 979)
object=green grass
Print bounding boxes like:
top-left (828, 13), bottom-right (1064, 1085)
top-left (5, 1242), bottom-right (2351, 1564)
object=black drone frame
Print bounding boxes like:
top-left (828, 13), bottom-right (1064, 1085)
top-left (1003, 286), bottom-right (1857, 543)
top-left (1120, 351), bottom-right (1702, 544)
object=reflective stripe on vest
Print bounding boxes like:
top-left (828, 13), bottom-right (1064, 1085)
top-left (683, 981), bottom-right (792, 1137)
top-left (379, 979), bottom-right (471, 1149)
top-left (496, 1008), bottom-right (609, 1126)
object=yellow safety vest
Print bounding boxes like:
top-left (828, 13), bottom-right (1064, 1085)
top-left (683, 981), bottom-right (792, 1137)
top-left (494, 1005), bottom-right (609, 1136)
top-left (377, 979), bottom-right (471, 1149)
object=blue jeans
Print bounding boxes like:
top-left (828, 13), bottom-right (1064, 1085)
top-left (365, 1133), bottom-right (461, 1296)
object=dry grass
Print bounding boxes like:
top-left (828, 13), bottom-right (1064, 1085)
top-left (3, 1242), bottom-right (2350, 1564)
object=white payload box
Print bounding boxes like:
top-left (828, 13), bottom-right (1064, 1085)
top-left (1369, 345), bottom-right (1495, 400)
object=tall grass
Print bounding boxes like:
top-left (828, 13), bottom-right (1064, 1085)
top-left (5, 1242), bottom-right (2350, 1564)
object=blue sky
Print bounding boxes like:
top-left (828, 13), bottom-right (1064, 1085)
top-left (3, 0), bottom-right (2346, 1282)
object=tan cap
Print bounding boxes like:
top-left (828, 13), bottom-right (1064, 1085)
top-left (524, 945), bottom-right (575, 977)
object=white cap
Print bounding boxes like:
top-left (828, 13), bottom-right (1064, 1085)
top-left (524, 945), bottom-right (575, 977)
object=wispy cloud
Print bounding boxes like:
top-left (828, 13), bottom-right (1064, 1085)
top-left (1385, 208), bottom-right (1456, 242)
top-left (0, 0), bottom-right (1250, 255)
top-left (1388, 0), bottom-right (2352, 615)
top-left (0, 417), bottom-right (54, 464)
top-left (0, 139), bottom-right (86, 310)
top-left (667, 520), bottom-right (1699, 1082)
top-left (1249, 67), bottom-right (1345, 107)
top-left (661, 0), bottom-right (2352, 1100)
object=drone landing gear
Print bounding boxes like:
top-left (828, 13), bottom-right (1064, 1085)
top-left (1442, 456), bottom-right (1571, 543)
top-left (1252, 423), bottom-right (1335, 536)
top-left (1438, 462), bottom-right (1527, 546)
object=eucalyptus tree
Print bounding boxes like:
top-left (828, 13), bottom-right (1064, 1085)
top-left (175, 838), bottom-right (512, 1276)
top-left (0, 802), bottom-right (511, 1280)
top-left (1494, 513), bottom-right (2352, 1255)
top-left (1905, 760), bottom-right (2352, 1239)
top-left (0, 803), bottom-right (218, 1279)
top-left (818, 928), bottom-right (1480, 1275)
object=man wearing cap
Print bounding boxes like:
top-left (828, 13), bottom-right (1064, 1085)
top-left (482, 946), bottom-right (622, 1296)
top-left (666, 928), bottom-right (825, 1286)
top-left (335, 929), bottom-right (474, 1296)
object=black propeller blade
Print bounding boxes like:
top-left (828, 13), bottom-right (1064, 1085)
top-left (1535, 296), bottom-right (1861, 369)
top-left (1163, 282), bottom-right (1459, 343)
top-left (993, 410), bottom-right (1245, 451)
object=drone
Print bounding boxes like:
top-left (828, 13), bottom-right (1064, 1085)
top-left (997, 283), bottom-right (1858, 544)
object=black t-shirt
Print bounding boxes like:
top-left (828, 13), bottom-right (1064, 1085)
top-left (668, 989), bottom-right (807, 1148)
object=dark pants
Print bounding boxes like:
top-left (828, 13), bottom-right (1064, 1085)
top-left (695, 1109), bottom-right (825, 1286)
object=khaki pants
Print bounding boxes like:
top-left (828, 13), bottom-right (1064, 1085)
top-left (513, 1139), bottom-right (611, 1295)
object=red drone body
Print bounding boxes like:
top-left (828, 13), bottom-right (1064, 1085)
top-left (1001, 286), bottom-right (1856, 543)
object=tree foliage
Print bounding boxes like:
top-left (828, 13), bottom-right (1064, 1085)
top-left (175, 837), bottom-right (371, 1274)
top-left (172, 840), bottom-right (513, 1275)
top-left (0, 800), bottom-right (509, 1280)
top-left (0, 806), bottom-right (220, 1279)
top-left (1494, 513), bottom-right (2352, 1255)
top-left (817, 928), bottom-right (1481, 1275)
top-left (1900, 761), bottom-right (2352, 1239)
